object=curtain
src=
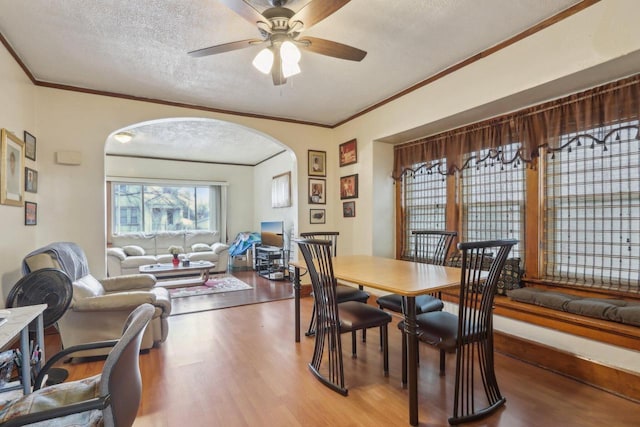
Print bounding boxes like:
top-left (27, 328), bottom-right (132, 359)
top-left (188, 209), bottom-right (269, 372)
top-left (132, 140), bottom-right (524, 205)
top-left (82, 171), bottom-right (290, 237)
top-left (393, 74), bottom-right (640, 180)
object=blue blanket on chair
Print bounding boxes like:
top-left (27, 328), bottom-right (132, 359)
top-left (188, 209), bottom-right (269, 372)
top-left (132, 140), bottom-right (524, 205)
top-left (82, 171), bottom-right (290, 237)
top-left (22, 242), bottom-right (90, 281)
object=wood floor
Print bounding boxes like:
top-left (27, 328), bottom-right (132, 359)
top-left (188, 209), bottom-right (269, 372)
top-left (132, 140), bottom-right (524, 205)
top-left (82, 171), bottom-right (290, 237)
top-left (49, 271), bottom-right (639, 426)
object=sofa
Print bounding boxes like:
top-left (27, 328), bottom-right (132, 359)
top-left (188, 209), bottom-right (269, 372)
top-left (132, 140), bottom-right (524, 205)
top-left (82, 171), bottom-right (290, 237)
top-left (107, 230), bottom-right (229, 276)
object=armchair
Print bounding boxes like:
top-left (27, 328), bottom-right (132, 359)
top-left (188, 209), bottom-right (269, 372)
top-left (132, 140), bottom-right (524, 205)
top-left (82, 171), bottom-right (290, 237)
top-left (22, 242), bottom-right (171, 356)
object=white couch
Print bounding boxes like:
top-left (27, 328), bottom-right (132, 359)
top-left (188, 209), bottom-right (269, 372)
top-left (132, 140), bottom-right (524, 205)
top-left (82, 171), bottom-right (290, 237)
top-left (107, 230), bottom-right (229, 276)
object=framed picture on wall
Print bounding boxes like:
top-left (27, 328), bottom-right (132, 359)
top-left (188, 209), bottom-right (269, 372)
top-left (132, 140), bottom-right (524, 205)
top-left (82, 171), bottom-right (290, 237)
top-left (308, 150), bottom-right (326, 177)
top-left (1, 128), bottom-right (25, 206)
top-left (343, 201), bottom-right (355, 218)
top-left (339, 174), bottom-right (358, 200)
top-left (25, 167), bottom-right (38, 193)
top-left (25, 201), bottom-right (37, 225)
top-left (308, 178), bottom-right (326, 204)
top-left (310, 209), bottom-right (326, 224)
top-left (271, 171), bottom-right (291, 208)
top-left (24, 131), bottom-right (36, 161)
top-left (339, 139), bottom-right (357, 167)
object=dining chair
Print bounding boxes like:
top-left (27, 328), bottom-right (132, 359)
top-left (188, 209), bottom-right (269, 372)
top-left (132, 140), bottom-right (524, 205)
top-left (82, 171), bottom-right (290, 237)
top-left (296, 238), bottom-right (392, 396)
top-left (377, 230), bottom-right (457, 315)
top-left (0, 303), bottom-right (154, 427)
top-left (299, 232), bottom-right (370, 339)
top-left (399, 239), bottom-right (517, 425)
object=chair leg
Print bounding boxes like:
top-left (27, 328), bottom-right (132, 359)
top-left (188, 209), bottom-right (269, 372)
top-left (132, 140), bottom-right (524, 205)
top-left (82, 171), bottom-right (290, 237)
top-left (305, 304), bottom-right (317, 337)
top-left (382, 325), bottom-right (389, 376)
top-left (362, 328), bottom-right (367, 343)
top-left (439, 349), bottom-right (446, 376)
top-left (351, 331), bottom-right (357, 358)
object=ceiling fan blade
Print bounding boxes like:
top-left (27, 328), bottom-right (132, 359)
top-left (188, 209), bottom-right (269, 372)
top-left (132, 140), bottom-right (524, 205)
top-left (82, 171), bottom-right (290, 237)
top-left (299, 36), bottom-right (366, 61)
top-left (289, 0), bottom-right (351, 31)
top-left (271, 52), bottom-right (286, 86)
top-left (188, 39), bottom-right (263, 57)
top-left (219, 0), bottom-right (271, 29)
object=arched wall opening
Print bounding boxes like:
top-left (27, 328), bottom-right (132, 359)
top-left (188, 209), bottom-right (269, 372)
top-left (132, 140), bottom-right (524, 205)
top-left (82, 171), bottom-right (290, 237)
top-left (104, 117), bottom-right (298, 264)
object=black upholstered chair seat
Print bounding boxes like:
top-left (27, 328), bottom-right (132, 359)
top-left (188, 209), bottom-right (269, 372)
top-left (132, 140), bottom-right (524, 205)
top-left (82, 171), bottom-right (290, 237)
top-left (377, 293), bottom-right (444, 314)
top-left (339, 301), bottom-right (392, 331)
top-left (337, 284), bottom-right (370, 303)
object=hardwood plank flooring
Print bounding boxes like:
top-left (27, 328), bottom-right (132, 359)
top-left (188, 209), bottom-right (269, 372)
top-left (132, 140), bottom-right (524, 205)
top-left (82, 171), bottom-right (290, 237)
top-left (47, 272), bottom-right (638, 426)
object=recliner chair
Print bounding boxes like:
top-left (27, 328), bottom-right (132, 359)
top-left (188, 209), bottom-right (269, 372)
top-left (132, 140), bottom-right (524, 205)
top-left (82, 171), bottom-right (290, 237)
top-left (22, 242), bottom-right (171, 356)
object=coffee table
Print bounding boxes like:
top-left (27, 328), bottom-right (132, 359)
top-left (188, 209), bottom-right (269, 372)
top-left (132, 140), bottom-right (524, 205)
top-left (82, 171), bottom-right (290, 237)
top-left (139, 261), bottom-right (215, 288)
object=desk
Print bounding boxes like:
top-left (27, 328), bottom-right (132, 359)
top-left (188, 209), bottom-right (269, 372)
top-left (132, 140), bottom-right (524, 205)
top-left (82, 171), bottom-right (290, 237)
top-left (291, 255), bottom-right (461, 426)
top-left (0, 304), bottom-right (47, 395)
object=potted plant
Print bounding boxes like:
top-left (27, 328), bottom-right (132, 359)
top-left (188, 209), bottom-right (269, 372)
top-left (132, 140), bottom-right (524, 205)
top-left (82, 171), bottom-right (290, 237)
top-left (168, 246), bottom-right (183, 267)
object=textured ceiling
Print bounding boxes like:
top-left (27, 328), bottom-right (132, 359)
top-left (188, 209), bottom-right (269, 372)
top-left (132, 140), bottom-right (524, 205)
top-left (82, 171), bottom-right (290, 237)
top-left (0, 0), bottom-right (584, 164)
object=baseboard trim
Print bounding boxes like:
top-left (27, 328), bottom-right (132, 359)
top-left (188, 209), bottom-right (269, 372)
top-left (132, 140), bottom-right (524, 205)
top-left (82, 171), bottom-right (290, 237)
top-left (494, 331), bottom-right (640, 403)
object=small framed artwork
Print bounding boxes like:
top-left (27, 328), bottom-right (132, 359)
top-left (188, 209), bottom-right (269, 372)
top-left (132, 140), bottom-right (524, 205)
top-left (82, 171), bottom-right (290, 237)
top-left (308, 150), bottom-right (326, 177)
top-left (343, 201), bottom-right (355, 218)
top-left (310, 209), bottom-right (326, 224)
top-left (1, 128), bottom-right (25, 206)
top-left (25, 201), bottom-right (37, 225)
top-left (24, 131), bottom-right (36, 161)
top-left (271, 171), bottom-right (291, 208)
top-left (339, 139), bottom-right (357, 167)
top-left (25, 167), bottom-right (38, 193)
top-left (308, 178), bottom-right (326, 204)
top-left (339, 174), bottom-right (358, 200)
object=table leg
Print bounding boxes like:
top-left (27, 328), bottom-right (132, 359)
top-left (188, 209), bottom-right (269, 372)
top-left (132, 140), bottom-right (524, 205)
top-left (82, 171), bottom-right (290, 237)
top-left (35, 313), bottom-right (45, 373)
top-left (403, 296), bottom-right (419, 426)
top-left (19, 327), bottom-right (31, 395)
top-left (201, 268), bottom-right (211, 284)
top-left (294, 266), bottom-right (301, 343)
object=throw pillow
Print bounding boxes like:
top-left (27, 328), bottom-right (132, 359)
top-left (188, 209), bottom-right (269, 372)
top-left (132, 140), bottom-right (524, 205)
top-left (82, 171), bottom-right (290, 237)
top-left (73, 275), bottom-right (105, 300)
top-left (496, 257), bottom-right (523, 296)
top-left (122, 245), bottom-right (145, 256)
top-left (191, 243), bottom-right (213, 252)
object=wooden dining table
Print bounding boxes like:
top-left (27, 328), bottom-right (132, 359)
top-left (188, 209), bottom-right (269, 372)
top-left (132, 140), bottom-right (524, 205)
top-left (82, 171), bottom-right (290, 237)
top-left (290, 255), bottom-right (463, 426)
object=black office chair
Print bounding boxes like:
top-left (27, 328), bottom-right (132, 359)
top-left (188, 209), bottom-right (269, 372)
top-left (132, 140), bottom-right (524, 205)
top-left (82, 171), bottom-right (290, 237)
top-left (296, 239), bottom-right (391, 396)
top-left (299, 232), bottom-right (370, 339)
top-left (0, 303), bottom-right (154, 427)
top-left (377, 230), bottom-right (457, 314)
top-left (399, 239), bottom-right (517, 425)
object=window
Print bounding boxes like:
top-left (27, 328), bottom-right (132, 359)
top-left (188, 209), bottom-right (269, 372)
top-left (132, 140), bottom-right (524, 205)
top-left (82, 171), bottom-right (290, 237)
top-left (399, 160), bottom-right (447, 260)
top-left (543, 122), bottom-right (640, 291)
top-left (460, 143), bottom-right (525, 260)
top-left (111, 182), bottom-right (221, 234)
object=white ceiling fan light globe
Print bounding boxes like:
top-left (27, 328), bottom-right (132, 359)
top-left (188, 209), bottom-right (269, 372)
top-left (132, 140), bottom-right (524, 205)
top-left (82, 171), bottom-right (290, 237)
top-left (252, 48), bottom-right (274, 74)
top-left (280, 41), bottom-right (301, 64)
top-left (282, 61), bottom-right (301, 78)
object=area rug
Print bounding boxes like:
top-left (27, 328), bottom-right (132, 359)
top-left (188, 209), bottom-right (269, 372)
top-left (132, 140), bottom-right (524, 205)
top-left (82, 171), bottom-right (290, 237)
top-left (168, 274), bottom-right (252, 298)
top-left (168, 273), bottom-right (294, 316)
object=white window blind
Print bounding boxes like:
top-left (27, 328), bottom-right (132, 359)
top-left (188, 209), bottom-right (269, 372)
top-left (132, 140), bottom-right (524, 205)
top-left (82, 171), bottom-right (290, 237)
top-left (460, 143), bottom-right (524, 260)
top-left (543, 122), bottom-right (640, 292)
top-left (400, 161), bottom-right (447, 259)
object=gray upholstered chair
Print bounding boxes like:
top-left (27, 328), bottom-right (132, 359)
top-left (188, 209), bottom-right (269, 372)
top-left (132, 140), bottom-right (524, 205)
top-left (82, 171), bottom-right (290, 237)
top-left (22, 242), bottom-right (171, 356)
top-left (0, 303), bottom-right (154, 427)
top-left (399, 239), bottom-right (517, 424)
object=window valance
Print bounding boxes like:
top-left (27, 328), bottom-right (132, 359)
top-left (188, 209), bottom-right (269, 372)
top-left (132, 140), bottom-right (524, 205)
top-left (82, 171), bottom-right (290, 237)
top-left (393, 74), bottom-right (640, 180)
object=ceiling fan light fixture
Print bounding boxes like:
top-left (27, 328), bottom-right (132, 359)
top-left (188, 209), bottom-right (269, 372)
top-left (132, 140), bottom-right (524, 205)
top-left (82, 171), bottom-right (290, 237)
top-left (252, 48), bottom-right (274, 74)
top-left (114, 131), bottom-right (133, 144)
top-left (282, 61), bottom-right (301, 78)
top-left (280, 40), bottom-right (301, 64)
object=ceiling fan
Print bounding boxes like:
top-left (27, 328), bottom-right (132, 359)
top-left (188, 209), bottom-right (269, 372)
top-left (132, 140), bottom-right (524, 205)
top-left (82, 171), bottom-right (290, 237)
top-left (188, 0), bottom-right (367, 86)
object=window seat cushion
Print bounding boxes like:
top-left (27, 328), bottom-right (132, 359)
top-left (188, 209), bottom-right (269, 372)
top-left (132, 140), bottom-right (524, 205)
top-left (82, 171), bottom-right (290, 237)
top-left (507, 287), bottom-right (640, 327)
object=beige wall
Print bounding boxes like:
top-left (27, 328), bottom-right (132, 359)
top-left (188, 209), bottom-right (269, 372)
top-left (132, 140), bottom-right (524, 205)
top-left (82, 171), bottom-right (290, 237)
top-left (1, 0), bottom-right (639, 370)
